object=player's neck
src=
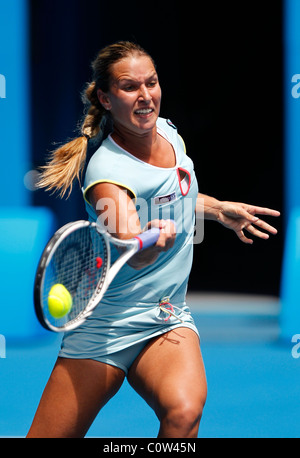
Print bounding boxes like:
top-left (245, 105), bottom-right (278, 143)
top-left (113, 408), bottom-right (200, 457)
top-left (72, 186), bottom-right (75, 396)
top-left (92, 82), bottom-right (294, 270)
top-left (111, 124), bottom-right (158, 162)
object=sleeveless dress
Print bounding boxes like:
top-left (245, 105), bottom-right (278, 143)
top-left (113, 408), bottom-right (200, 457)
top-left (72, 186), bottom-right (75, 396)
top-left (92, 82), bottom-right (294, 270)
top-left (59, 117), bottom-right (200, 374)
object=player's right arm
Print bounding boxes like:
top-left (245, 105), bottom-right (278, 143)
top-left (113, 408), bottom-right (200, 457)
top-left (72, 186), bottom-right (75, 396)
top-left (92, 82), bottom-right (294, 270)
top-left (88, 182), bottom-right (176, 269)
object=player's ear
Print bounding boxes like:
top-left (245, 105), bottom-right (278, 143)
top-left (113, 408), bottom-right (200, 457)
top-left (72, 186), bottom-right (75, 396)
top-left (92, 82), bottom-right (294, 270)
top-left (97, 89), bottom-right (111, 111)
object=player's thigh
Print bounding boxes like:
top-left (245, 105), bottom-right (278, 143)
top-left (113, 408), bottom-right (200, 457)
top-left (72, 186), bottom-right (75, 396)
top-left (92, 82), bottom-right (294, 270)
top-left (27, 357), bottom-right (125, 438)
top-left (127, 327), bottom-right (207, 418)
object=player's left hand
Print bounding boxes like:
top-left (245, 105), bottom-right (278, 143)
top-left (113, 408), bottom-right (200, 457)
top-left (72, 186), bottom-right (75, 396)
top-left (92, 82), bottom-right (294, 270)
top-left (217, 201), bottom-right (280, 244)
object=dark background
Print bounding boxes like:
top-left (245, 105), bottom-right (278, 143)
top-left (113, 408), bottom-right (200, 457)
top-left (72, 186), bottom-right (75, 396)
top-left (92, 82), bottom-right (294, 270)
top-left (30, 0), bottom-right (283, 296)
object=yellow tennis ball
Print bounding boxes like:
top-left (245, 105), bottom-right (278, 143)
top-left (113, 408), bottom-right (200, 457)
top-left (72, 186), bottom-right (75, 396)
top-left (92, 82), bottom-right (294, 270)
top-left (48, 284), bottom-right (72, 318)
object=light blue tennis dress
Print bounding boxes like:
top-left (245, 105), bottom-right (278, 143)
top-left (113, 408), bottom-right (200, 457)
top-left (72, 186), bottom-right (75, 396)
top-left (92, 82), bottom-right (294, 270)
top-left (59, 117), bottom-right (200, 374)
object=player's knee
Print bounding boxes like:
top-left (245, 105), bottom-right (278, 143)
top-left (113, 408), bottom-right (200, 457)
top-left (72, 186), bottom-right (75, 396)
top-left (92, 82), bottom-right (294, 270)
top-left (163, 398), bottom-right (206, 436)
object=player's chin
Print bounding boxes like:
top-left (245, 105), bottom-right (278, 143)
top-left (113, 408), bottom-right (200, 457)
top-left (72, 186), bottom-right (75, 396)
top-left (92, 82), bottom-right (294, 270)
top-left (133, 110), bottom-right (158, 129)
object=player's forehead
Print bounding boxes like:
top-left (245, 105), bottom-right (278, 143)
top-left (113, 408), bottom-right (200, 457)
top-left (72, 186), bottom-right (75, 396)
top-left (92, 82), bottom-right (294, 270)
top-left (110, 55), bottom-right (157, 85)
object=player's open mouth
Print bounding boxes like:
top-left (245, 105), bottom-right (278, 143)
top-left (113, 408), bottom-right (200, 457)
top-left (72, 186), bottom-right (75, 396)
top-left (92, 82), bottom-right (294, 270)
top-left (134, 108), bottom-right (154, 116)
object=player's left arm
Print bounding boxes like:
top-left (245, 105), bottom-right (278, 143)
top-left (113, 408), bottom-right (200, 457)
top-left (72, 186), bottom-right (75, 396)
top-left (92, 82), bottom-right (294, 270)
top-left (196, 193), bottom-right (280, 244)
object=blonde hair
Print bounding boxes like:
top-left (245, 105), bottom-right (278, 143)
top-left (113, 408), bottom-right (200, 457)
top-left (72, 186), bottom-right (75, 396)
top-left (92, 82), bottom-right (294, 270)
top-left (37, 41), bottom-right (154, 198)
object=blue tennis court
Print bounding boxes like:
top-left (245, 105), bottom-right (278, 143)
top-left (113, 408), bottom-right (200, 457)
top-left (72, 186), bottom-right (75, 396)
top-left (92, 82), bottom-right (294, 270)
top-left (1, 293), bottom-right (299, 438)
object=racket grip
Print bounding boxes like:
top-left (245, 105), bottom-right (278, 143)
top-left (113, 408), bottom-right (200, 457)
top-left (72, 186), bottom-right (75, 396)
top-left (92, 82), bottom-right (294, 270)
top-left (135, 228), bottom-right (160, 250)
top-left (135, 220), bottom-right (176, 250)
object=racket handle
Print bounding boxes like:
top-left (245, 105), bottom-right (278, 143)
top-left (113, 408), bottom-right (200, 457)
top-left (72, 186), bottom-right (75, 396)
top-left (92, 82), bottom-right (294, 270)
top-left (134, 220), bottom-right (176, 250)
top-left (135, 228), bottom-right (160, 250)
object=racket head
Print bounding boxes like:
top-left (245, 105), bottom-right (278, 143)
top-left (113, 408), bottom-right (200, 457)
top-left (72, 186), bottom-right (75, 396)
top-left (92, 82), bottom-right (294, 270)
top-left (34, 220), bottom-right (162, 332)
top-left (34, 221), bottom-right (109, 332)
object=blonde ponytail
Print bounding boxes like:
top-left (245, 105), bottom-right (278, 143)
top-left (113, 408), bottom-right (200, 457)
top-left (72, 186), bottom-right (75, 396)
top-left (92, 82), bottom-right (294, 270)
top-left (37, 81), bottom-right (106, 198)
top-left (37, 136), bottom-right (89, 199)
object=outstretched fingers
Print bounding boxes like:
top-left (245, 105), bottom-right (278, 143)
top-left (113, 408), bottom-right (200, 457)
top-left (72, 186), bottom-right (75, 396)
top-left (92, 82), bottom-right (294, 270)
top-left (252, 217), bottom-right (278, 235)
top-left (237, 218), bottom-right (278, 244)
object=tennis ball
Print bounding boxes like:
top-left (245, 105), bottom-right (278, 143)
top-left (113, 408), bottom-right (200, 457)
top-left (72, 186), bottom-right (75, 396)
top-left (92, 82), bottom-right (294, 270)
top-left (48, 284), bottom-right (73, 318)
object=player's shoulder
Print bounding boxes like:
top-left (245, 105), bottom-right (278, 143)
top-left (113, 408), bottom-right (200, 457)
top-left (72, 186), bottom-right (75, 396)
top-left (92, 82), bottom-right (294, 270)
top-left (157, 117), bottom-right (178, 134)
top-left (157, 117), bottom-right (186, 155)
top-left (86, 136), bottom-right (120, 170)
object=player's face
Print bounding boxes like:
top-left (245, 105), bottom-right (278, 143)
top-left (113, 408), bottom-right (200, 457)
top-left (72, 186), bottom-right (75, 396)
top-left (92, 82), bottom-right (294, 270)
top-left (98, 55), bottom-right (161, 136)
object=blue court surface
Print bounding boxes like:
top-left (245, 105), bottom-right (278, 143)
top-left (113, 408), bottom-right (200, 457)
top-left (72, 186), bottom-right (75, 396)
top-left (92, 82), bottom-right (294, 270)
top-left (0, 293), bottom-right (299, 438)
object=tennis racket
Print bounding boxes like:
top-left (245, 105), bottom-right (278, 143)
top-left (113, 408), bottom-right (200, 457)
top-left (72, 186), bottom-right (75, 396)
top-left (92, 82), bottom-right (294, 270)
top-left (34, 220), bottom-right (161, 332)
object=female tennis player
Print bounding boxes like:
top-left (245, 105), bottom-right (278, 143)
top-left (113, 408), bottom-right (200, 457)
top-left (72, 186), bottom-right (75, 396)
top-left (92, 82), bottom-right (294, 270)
top-left (27, 41), bottom-right (280, 438)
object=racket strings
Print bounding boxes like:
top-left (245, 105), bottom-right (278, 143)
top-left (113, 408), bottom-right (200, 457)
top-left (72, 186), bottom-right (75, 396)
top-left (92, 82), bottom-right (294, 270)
top-left (43, 226), bottom-right (107, 327)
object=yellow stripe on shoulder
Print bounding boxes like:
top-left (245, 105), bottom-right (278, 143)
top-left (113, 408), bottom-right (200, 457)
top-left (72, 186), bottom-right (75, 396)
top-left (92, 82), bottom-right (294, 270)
top-left (178, 135), bottom-right (187, 154)
top-left (83, 180), bottom-right (137, 205)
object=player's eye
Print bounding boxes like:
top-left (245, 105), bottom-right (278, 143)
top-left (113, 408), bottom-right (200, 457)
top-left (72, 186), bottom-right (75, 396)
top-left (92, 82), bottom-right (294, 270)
top-left (147, 80), bottom-right (157, 88)
top-left (123, 85), bottom-right (136, 92)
